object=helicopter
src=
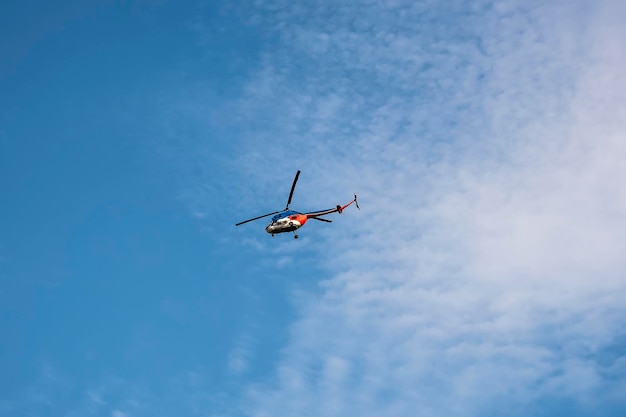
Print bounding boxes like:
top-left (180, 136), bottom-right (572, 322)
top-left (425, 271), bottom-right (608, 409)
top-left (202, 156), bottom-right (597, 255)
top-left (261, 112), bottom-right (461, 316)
top-left (235, 170), bottom-right (359, 239)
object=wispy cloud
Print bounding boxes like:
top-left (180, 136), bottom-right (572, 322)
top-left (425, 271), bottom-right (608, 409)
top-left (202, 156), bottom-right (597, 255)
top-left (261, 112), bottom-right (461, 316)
top-left (224, 0), bottom-right (626, 415)
top-left (228, 335), bottom-right (255, 376)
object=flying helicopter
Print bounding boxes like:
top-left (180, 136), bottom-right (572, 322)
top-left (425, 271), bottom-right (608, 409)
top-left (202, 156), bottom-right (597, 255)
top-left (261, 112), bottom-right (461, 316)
top-left (235, 170), bottom-right (359, 239)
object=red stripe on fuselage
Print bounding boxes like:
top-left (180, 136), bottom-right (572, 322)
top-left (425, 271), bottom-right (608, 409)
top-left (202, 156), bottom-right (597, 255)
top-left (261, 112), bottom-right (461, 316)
top-left (289, 214), bottom-right (308, 225)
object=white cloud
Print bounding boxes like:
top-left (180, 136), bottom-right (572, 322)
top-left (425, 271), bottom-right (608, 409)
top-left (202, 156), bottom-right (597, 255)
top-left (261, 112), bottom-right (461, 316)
top-left (228, 335), bottom-right (255, 376)
top-left (229, 0), bottom-right (626, 416)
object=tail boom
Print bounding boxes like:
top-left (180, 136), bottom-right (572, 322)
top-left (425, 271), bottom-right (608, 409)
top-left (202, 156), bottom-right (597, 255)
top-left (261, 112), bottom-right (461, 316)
top-left (305, 193), bottom-right (359, 219)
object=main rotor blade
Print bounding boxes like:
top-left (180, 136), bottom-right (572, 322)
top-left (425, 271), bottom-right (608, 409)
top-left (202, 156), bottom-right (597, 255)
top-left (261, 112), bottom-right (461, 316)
top-left (235, 210), bottom-right (282, 226)
top-left (285, 170), bottom-right (301, 210)
top-left (310, 217), bottom-right (332, 223)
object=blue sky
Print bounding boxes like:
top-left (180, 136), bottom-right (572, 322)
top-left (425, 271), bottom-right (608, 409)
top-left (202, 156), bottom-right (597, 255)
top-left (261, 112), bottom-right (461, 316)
top-left (1, 1), bottom-right (625, 416)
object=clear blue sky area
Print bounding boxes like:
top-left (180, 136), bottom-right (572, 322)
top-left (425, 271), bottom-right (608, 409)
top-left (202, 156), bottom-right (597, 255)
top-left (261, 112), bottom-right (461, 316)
top-left (1, 2), bottom-right (297, 415)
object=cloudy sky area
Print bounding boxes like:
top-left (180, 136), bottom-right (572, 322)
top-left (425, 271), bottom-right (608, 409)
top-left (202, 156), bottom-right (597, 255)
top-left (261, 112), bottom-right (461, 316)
top-left (1, 0), bottom-right (625, 416)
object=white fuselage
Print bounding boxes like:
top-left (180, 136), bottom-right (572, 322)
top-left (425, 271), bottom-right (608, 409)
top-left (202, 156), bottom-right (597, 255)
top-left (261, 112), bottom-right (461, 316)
top-left (265, 217), bottom-right (303, 234)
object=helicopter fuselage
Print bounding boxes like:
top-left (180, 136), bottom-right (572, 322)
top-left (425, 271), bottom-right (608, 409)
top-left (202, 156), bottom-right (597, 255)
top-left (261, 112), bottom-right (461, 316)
top-left (265, 211), bottom-right (308, 235)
